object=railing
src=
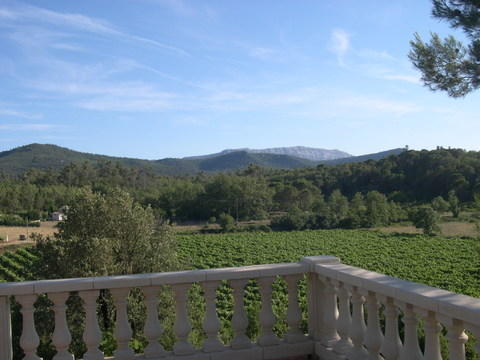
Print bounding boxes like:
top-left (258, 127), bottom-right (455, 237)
top-left (0, 255), bottom-right (479, 360)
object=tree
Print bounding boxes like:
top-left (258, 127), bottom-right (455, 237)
top-left (409, 1), bottom-right (480, 97)
top-left (364, 191), bottom-right (390, 227)
top-left (28, 188), bottom-right (177, 359)
top-left (448, 189), bottom-right (461, 217)
top-left (431, 195), bottom-right (450, 212)
top-left (218, 213), bottom-right (236, 232)
top-left (410, 206), bottom-right (440, 235)
top-left (35, 187), bottom-right (176, 278)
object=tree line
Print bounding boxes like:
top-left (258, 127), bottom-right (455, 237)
top-left (0, 148), bottom-right (478, 230)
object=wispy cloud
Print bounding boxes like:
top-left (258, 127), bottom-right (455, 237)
top-left (155, 0), bottom-right (195, 16)
top-left (28, 77), bottom-right (176, 112)
top-left (249, 47), bottom-right (279, 61)
top-left (335, 95), bottom-right (421, 115)
top-left (329, 28), bottom-right (350, 66)
top-left (0, 3), bottom-right (189, 56)
top-left (327, 28), bottom-right (420, 85)
top-left (0, 123), bottom-right (54, 131)
top-left (0, 104), bottom-right (41, 119)
top-left (381, 73), bottom-right (420, 84)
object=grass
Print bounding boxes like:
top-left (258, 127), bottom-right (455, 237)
top-left (0, 221), bottom-right (58, 247)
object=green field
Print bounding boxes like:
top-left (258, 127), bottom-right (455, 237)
top-left (1, 230), bottom-right (479, 359)
top-left (178, 229), bottom-right (480, 297)
top-left (1, 229), bottom-right (479, 295)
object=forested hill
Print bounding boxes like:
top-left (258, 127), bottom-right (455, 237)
top-left (0, 143), bottom-right (403, 176)
top-left (0, 147), bottom-right (479, 224)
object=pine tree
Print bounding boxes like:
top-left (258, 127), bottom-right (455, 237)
top-left (409, 1), bottom-right (480, 97)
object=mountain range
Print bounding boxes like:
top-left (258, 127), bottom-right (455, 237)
top-left (184, 146), bottom-right (351, 161)
top-left (0, 144), bottom-right (406, 176)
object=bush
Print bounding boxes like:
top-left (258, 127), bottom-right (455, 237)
top-left (218, 213), bottom-right (236, 232)
top-left (243, 224), bottom-right (272, 232)
top-left (409, 206), bottom-right (440, 235)
top-left (0, 214), bottom-right (40, 227)
top-left (271, 209), bottom-right (308, 231)
top-left (432, 196), bottom-right (450, 213)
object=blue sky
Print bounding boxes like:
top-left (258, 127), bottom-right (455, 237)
top-left (0, 0), bottom-right (479, 159)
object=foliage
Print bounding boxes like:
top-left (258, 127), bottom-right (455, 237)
top-left (2, 230), bottom-right (480, 359)
top-left (409, 206), bottom-right (441, 235)
top-left (19, 188), bottom-right (177, 359)
top-left (35, 188), bottom-right (176, 278)
top-left (0, 214), bottom-right (39, 227)
top-left (432, 195), bottom-right (450, 212)
top-left (271, 208), bottom-right (309, 231)
top-left (218, 213), bottom-right (236, 232)
top-left (409, 0), bottom-right (480, 97)
top-left (448, 189), bottom-right (461, 217)
top-left (3, 148), bottom-right (480, 226)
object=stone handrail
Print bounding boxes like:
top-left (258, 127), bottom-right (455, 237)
top-left (0, 255), bottom-right (478, 360)
top-left (312, 259), bottom-right (480, 360)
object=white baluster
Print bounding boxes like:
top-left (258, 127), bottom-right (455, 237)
top-left (172, 283), bottom-right (195, 355)
top-left (306, 272), bottom-right (323, 342)
top-left (333, 281), bottom-right (352, 356)
top-left (79, 290), bottom-right (103, 360)
top-left (399, 304), bottom-right (422, 360)
top-left (347, 286), bottom-right (368, 360)
top-left (423, 312), bottom-right (442, 360)
top-left (142, 287), bottom-right (166, 358)
top-left (229, 279), bottom-right (252, 349)
top-left (364, 291), bottom-right (384, 360)
top-left (321, 277), bottom-right (339, 348)
top-left (111, 288), bottom-right (134, 360)
top-left (284, 274), bottom-right (306, 343)
top-left (258, 276), bottom-right (280, 346)
top-left (446, 319), bottom-right (468, 360)
top-left (0, 296), bottom-right (12, 360)
top-left (202, 281), bottom-right (224, 352)
top-left (380, 297), bottom-right (402, 360)
top-left (468, 325), bottom-right (480, 358)
top-left (17, 294), bottom-right (41, 360)
top-left (49, 292), bottom-right (74, 360)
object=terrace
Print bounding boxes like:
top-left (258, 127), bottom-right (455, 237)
top-left (0, 255), bottom-right (479, 360)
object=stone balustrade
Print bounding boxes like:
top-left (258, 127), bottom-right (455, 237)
top-left (0, 255), bottom-right (478, 360)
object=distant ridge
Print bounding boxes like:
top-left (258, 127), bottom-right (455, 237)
top-left (184, 146), bottom-right (351, 161)
top-left (320, 148), bottom-right (406, 165)
top-left (0, 144), bottom-right (405, 176)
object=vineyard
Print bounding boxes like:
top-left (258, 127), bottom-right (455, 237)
top-left (0, 230), bottom-right (479, 359)
top-left (0, 247), bottom-right (38, 282)
top-left (178, 229), bottom-right (480, 297)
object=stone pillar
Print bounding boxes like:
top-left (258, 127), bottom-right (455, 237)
top-left (0, 296), bottom-right (12, 360)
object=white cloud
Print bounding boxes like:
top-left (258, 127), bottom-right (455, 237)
top-left (155, 0), bottom-right (195, 16)
top-left (381, 73), bottom-right (421, 84)
top-left (330, 28), bottom-right (350, 66)
top-left (28, 76), bottom-right (176, 112)
top-left (249, 47), bottom-right (278, 61)
top-left (0, 123), bottom-right (54, 131)
top-left (0, 4), bottom-right (189, 56)
top-left (336, 95), bottom-right (422, 115)
top-left (49, 42), bottom-right (85, 52)
top-left (0, 105), bottom-right (41, 119)
top-left (357, 49), bottom-right (394, 60)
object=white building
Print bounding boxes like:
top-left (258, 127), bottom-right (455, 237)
top-left (50, 212), bottom-right (65, 221)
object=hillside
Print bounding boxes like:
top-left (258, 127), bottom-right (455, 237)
top-left (320, 148), bottom-right (406, 165)
top-left (0, 143), bottom-right (403, 176)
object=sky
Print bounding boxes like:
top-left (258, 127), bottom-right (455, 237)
top-left (0, 0), bottom-right (479, 159)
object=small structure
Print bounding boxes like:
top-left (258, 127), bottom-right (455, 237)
top-left (50, 212), bottom-right (65, 221)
